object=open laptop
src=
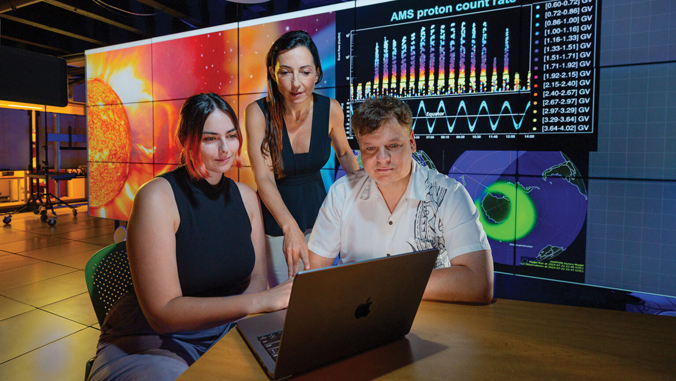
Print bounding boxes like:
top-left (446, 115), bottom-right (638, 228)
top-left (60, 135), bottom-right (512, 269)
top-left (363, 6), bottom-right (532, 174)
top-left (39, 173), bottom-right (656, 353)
top-left (236, 248), bottom-right (439, 379)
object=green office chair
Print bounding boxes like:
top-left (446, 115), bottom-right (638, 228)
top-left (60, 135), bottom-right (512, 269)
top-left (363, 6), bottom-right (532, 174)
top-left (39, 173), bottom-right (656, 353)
top-left (84, 241), bottom-right (133, 380)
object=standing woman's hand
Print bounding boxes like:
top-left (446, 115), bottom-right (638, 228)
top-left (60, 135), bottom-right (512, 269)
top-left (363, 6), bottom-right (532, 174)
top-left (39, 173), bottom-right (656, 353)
top-left (283, 225), bottom-right (310, 277)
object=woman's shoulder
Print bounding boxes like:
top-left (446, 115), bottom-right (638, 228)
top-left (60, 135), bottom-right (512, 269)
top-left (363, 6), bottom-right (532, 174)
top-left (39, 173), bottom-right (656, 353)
top-left (129, 176), bottom-right (178, 224)
top-left (328, 97), bottom-right (341, 113)
top-left (313, 93), bottom-right (337, 108)
top-left (326, 97), bottom-right (344, 128)
top-left (245, 98), bottom-right (265, 114)
top-left (233, 180), bottom-right (256, 201)
top-left (245, 100), bottom-right (266, 125)
top-left (136, 176), bottom-right (173, 202)
top-left (233, 181), bottom-right (260, 217)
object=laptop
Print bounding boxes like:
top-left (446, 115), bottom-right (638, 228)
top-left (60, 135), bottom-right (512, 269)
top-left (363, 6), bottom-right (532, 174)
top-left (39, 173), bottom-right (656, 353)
top-left (236, 249), bottom-right (439, 379)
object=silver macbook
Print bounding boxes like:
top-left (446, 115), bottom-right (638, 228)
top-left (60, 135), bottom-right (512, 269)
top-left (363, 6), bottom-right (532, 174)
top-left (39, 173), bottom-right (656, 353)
top-left (236, 249), bottom-right (439, 379)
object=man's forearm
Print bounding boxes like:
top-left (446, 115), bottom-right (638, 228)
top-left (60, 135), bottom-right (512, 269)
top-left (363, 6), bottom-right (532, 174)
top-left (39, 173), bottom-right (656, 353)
top-left (308, 250), bottom-right (335, 269)
top-left (423, 259), bottom-right (494, 304)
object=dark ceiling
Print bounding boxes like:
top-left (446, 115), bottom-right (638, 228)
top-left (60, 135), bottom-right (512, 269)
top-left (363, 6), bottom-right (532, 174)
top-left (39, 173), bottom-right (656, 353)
top-left (0, 0), bottom-right (343, 90)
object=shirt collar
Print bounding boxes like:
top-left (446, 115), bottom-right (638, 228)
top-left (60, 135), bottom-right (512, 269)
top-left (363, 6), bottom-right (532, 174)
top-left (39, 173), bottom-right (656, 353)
top-left (407, 160), bottom-right (428, 202)
top-left (364, 160), bottom-right (427, 202)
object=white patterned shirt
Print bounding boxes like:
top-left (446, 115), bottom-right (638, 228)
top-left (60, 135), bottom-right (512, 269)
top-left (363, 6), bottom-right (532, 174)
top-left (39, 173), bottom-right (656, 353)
top-left (309, 161), bottom-right (491, 268)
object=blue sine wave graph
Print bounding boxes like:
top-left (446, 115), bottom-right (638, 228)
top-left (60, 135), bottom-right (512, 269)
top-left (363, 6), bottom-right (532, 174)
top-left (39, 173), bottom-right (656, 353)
top-left (413, 99), bottom-right (531, 134)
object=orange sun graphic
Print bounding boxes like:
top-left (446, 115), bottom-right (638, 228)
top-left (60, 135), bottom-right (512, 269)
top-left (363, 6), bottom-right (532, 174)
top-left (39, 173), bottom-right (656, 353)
top-left (87, 78), bottom-right (132, 208)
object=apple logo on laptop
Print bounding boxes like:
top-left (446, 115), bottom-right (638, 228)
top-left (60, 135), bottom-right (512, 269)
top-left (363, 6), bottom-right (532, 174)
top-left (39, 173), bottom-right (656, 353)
top-left (355, 297), bottom-right (372, 319)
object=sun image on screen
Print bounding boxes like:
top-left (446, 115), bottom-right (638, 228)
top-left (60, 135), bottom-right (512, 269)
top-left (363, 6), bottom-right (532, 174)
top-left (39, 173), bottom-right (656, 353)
top-left (87, 44), bottom-right (154, 218)
top-left (88, 163), bottom-right (154, 220)
top-left (86, 44), bottom-right (153, 105)
top-left (87, 101), bottom-right (153, 215)
top-left (87, 79), bottom-right (131, 208)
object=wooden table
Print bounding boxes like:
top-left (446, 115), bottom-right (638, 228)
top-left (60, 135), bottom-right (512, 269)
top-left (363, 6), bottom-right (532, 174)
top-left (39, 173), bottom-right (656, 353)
top-left (178, 299), bottom-right (676, 380)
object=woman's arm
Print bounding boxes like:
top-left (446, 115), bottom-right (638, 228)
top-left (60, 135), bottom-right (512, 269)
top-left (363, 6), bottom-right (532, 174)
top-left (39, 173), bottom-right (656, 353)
top-left (127, 178), bottom-right (292, 334)
top-left (328, 98), bottom-right (359, 174)
top-left (245, 102), bottom-right (310, 276)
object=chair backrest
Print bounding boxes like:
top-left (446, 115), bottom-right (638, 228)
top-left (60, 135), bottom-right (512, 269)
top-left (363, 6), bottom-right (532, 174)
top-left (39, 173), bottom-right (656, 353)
top-left (85, 241), bottom-right (133, 326)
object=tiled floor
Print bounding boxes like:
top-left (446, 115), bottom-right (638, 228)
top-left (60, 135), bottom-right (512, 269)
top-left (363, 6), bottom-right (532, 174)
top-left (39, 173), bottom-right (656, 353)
top-left (0, 205), bottom-right (116, 380)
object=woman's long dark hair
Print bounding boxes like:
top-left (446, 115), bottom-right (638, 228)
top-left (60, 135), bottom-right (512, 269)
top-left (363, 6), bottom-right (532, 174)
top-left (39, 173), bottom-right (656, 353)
top-left (176, 93), bottom-right (242, 180)
top-left (263, 30), bottom-right (323, 178)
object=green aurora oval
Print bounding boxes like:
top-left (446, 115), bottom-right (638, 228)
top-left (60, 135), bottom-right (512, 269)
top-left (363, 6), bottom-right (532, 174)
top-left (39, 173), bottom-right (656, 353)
top-left (474, 181), bottom-right (537, 242)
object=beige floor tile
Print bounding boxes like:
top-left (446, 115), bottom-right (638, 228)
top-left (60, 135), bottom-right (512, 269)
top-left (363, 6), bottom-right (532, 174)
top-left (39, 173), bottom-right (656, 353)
top-left (0, 229), bottom-right (45, 245)
top-left (2, 271), bottom-right (87, 307)
top-left (0, 262), bottom-right (76, 292)
top-left (54, 225), bottom-right (115, 241)
top-left (31, 221), bottom-right (91, 235)
top-left (0, 236), bottom-right (71, 254)
top-left (0, 296), bottom-right (35, 321)
top-left (0, 254), bottom-right (41, 271)
top-left (19, 241), bottom-right (103, 261)
top-left (78, 217), bottom-right (116, 228)
top-left (41, 292), bottom-right (98, 326)
top-left (0, 309), bottom-right (87, 363)
top-left (0, 208), bottom-right (117, 375)
top-left (50, 248), bottom-right (102, 270)
top-left (0, 327), bottom-right (99, 381)
top-left (80, 234), bottom-right (115, 246)
top-left (0, 326), bottom-right (100, 381)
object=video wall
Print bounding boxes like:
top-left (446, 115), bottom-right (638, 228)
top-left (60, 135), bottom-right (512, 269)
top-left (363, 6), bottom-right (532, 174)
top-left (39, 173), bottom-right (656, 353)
top-left (86, 15), bottom-right (340, 220)
top-left (87, 0), bottom-right (676, 313)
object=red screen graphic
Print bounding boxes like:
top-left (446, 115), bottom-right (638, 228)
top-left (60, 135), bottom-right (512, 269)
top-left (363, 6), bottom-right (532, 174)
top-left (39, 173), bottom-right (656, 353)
top-left (87, 14), bottom-right (336, 220)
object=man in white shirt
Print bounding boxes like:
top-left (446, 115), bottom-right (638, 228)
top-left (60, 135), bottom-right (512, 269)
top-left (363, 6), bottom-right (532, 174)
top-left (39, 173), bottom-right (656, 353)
top-left (308, 96), bottom-right (493, 303)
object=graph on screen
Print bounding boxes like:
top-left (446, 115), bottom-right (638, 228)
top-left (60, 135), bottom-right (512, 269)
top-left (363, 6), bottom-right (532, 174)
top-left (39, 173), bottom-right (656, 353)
top-left (340, 0), bottom-right (600, 151)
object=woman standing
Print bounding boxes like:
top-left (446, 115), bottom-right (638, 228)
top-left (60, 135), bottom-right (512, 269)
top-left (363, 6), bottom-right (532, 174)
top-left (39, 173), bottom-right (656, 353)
top-left (89, 93), bottom-right (292, 381)
top-left (245, 30), bottom-right (359, 286)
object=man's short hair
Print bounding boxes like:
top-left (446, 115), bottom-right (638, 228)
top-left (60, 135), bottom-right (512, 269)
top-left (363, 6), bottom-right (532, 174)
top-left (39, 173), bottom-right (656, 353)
top-left (352, 96), bottom-right (413, 137)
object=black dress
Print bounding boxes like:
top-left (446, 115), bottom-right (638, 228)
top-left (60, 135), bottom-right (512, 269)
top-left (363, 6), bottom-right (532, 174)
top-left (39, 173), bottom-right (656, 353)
top-left (256, 93), bottom-right (332, 236)
top-left (89, 166), bottom-right (256, 381)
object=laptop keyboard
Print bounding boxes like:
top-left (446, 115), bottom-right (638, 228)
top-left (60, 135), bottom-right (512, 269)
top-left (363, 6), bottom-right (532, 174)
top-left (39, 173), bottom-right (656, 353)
top-left (258, 330), bottom-right (282, 360)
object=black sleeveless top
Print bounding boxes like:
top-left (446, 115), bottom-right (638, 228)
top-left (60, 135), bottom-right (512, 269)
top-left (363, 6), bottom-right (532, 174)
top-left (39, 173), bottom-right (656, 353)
top-left (160, 166), bottom-right (255, 297)
top-left (256, 93), bottom-right (332, 236)
top-left (99, 167), bottom-right (255, 339)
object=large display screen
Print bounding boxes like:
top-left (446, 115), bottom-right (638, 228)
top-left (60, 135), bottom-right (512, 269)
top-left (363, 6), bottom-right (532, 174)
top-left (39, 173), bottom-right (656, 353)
top-left (337, 0), bottom-right (599, 152)
top-left (86, 11), bottom-right (341, 220)
top-left (87, 0), bottom-right (676, 311)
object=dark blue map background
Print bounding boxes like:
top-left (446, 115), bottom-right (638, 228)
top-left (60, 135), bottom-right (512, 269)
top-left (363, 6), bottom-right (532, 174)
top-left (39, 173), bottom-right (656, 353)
top-left (448, 151), bottom-right (588, 276)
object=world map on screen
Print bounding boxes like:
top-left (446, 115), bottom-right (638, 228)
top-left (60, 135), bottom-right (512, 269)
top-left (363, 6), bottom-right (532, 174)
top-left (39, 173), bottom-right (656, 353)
top-left (449, 151), bottom-right (587, 268)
